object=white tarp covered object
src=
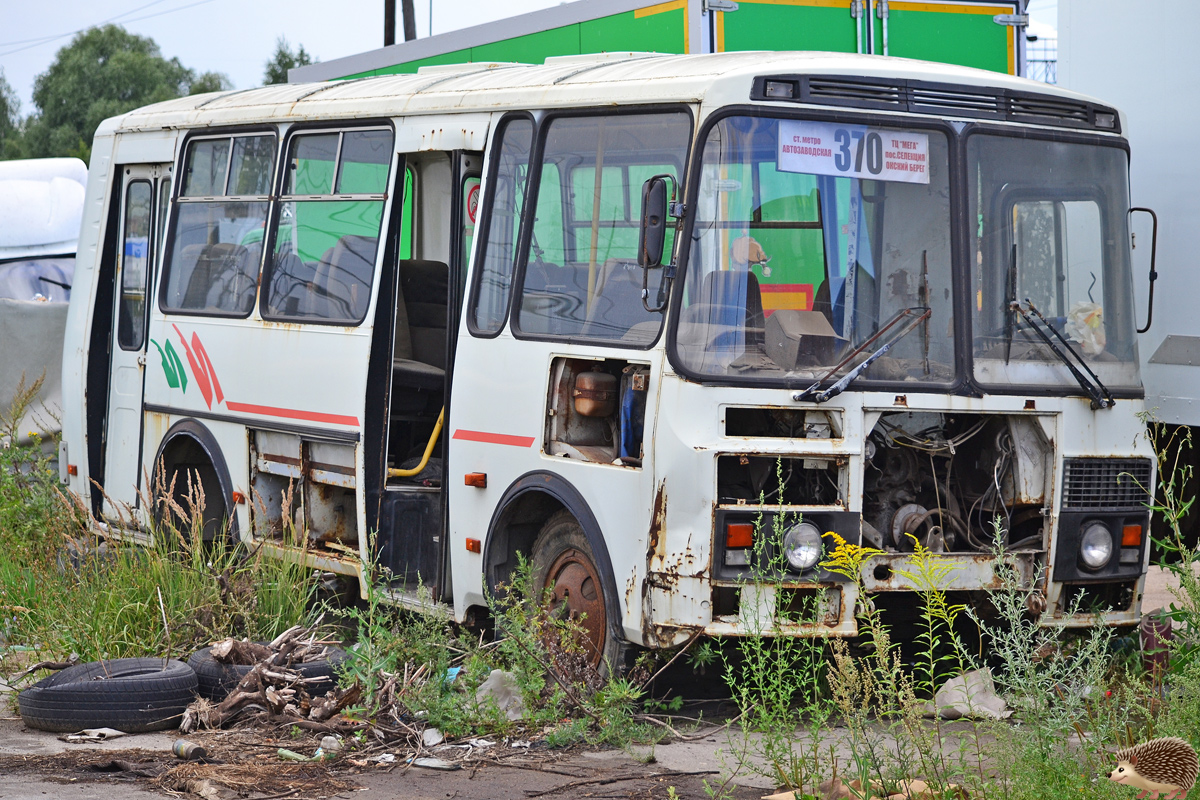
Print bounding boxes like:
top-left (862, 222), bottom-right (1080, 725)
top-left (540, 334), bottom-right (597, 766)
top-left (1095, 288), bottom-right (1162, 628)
top-left (0, 158), bottom-right (86, 445)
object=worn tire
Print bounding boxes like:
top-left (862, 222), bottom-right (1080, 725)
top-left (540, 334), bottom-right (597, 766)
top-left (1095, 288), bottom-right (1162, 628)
top-left (18, 658), bottom-right (198, 733)
top-left (187, 644), bottom-right (347, 701)
top-left (530, 510), bottom-right (622, 674)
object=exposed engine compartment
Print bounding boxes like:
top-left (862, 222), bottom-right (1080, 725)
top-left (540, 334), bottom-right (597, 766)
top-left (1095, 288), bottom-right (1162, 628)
top-left (862, 412), bottom-right (1051, 553)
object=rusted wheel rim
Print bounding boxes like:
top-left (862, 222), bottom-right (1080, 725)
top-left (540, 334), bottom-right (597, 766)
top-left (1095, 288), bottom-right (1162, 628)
top-left (543, 547), bottom-right (607, 666)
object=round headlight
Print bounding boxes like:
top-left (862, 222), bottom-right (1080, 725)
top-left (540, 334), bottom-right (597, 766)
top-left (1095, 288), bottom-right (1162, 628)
top-left (1079, 522), bottom-right (1113, 570)
top-left (783, 521), bottom-right (823, 571)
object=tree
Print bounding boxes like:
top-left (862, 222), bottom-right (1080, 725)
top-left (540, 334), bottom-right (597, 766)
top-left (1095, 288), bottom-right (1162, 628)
top-left (23, 25), bottom-right (230, 161)
top-left (263, 37), bottom-right (316, 86)
top-left (190, 71), bottom-right (234, 95)
top-left (0, 69), bottom-right (24, 160)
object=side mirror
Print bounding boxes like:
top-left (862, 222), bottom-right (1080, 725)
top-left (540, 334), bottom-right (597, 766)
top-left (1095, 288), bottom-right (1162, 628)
top-left (638, 176), bottom-right (668, 269)
top-left (638, 174), bottom-right (680, 313)
top-left (1129, 207), bottom-right (1158, 333)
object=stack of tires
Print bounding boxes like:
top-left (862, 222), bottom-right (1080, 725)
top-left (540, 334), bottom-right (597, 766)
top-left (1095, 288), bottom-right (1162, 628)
top-left (17, 646), bottom-right (346, 733)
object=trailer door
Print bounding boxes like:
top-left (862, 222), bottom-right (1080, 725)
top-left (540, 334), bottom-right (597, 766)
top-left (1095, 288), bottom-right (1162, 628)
top-left (714, 0), bottom-right (1022, 75)
top-left (103, 163), bottom-right (171, 521)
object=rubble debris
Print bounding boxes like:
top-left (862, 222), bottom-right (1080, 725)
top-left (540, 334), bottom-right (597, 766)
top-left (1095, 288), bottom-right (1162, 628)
top-left (475, 669), bottom-right (525, 721)
top-left (411, 756), bottom-right (461, 770)
top-left (180, 623), bottom-right (363, 735)
top-left (59, 727), bottom-right (128, 743)
top-left (932, 669), bottom-right (1012, 720)
top-left (171, 739), bottom-right (208, 761)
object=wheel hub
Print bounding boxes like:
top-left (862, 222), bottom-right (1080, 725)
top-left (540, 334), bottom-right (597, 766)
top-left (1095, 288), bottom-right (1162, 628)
top-left (543, 547), bottom-right (606, 666)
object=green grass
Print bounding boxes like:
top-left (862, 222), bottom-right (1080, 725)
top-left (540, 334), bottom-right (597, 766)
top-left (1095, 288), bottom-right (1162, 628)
top-left (0, 439), bottom-right (315, 665)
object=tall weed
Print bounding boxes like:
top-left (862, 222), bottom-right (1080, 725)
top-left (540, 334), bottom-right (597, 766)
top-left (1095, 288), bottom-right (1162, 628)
top-left (0, 442), bottom-right (315, 663)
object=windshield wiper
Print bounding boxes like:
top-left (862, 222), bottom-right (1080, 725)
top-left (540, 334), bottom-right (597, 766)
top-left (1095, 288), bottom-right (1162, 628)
top-left (1009, 298), bottom-right (1114, 410)
top-left (793, 307), bottom-right (932, 404)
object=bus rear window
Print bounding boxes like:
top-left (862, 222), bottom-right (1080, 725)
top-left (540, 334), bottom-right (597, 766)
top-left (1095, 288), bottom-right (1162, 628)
top-left (161, 133), bottom-right (275, 316)
top-left (263, 127), bottom-right (394, 324)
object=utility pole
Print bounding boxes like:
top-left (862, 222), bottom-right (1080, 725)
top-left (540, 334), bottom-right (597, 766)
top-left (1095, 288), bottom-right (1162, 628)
top-left (385, 0), bottom-right (417, 44)
top-left (402, 0), bottom-right (417, 41)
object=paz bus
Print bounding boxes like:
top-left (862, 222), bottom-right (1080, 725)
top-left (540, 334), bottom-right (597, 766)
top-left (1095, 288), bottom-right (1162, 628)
top-left (61, 51), bottom-right (1156, 668)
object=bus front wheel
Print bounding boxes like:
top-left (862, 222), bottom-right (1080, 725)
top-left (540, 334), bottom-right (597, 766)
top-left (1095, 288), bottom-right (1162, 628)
top-left (530, 510), bottom-right (620, 673)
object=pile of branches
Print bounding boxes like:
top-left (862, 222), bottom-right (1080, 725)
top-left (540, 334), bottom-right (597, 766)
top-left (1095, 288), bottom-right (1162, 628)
top-left (181, 624), bottom-right (362, 735)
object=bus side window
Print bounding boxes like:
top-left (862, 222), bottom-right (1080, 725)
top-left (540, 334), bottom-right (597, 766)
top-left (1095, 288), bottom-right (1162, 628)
top-left (469, 116), bottom-right (533, 335)
top-left (263, 128), bottom-right (393, 325)
top-left (117, 180), bottom-right (153, 350)
top-left (161, 134), bottom-right (274, 316)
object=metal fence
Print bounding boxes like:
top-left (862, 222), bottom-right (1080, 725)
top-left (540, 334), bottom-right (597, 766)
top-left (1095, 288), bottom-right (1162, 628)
top-left (1026, 36), bottom-right (1057, 84)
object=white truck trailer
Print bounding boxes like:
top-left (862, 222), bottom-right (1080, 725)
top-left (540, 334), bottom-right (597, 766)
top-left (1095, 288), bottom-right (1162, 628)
top-left (1057, 0), bottom-right (1200, 543)
top-left (0, 157), bottom-right (86, 445)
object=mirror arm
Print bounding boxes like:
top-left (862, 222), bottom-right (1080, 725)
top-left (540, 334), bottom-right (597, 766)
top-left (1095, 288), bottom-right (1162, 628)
top-left (1131, 206), bottom-right (1158, 333)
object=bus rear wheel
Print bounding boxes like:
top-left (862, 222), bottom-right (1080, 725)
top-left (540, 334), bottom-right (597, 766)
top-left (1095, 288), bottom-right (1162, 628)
top-left (530, 510), bottom-right (620, 673)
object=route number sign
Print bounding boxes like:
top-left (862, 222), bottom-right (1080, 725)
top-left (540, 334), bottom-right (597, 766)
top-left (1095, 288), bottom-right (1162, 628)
top-left (778, 120), bottom-right (929, 184)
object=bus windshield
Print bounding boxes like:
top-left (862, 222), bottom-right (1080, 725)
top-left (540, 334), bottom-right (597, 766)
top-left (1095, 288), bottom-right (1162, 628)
top-left (969, 135), bottom-right (1141, 393)
top-left (674, 115), bottom-right (955, 387)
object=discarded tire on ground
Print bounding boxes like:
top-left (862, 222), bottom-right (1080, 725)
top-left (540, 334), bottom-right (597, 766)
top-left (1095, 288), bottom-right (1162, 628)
top-left (18, 658), bottom-right (198, 733)
top-left (187, 644), bottom-right (348, 701)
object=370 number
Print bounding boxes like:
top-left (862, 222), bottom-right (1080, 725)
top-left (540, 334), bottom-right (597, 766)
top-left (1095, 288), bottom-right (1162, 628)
top-left (833, 129), bottom-right (884, 175)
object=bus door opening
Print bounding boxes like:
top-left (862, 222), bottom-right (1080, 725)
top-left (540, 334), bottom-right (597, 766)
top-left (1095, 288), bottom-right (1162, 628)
top-left (100, 163), bottom-right (171, 523)
top-left (374, 151), bottom-right (458, 590)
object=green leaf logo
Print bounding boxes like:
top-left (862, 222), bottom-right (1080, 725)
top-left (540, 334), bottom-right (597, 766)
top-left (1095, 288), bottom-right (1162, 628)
top-left (151, 338), bottom-right (188, 393)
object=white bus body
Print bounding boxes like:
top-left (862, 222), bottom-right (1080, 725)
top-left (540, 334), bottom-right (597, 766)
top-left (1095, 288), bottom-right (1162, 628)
top-left (61, 52), bottom-right (1155, 663)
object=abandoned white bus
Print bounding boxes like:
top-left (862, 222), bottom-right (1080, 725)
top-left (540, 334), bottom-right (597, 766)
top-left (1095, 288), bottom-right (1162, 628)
top-left (61, 51), bottom-right (1156, 667)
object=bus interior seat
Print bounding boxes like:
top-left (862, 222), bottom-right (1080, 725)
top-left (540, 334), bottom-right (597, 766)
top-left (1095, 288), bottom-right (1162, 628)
top-left (581, 258), bottom-right (656, 338)
top-left (521, 261), bottom-right (584, 334)
top-left (698, 269), bottom-right (766, 349)
top-left (204, 241), bottom-right (261, 311)
top-left (181, 242), bottom-right (241, 308)
top-left (314, 235), bottom-right (377, 320)
top-left (267, 251), bottom-right (314, 316)
top-left (391, 259), bottom-right (448, 393)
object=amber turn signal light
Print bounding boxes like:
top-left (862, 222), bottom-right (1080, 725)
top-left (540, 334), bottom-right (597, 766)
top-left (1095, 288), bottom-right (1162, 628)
top-left (1121, 524), bottom-right (1143, 548)
top-left (66, 464), bottom-right (78, 476)
top-left (465, 537), bottom-right (482, 553)
top-left (231, 491), bottom-right (246, 505)
top-left (465, 472), bottom-right (487, 488)
top-left (726, 522), bottom-right (754, 549)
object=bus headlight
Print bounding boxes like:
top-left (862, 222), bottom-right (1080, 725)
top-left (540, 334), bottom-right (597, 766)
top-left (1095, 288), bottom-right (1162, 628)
top-left (1079, 522), bottom-right (1114, 570)
top-left (783, 521), bottom-right (823, 571)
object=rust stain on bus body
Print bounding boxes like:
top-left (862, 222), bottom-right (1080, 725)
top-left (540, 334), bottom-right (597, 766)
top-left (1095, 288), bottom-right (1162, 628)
top-left (646, 482), bottom-right (667, 559)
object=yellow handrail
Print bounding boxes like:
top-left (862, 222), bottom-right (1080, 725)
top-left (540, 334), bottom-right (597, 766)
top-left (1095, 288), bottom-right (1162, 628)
top-left (387, 407), bottom-right (444, 478)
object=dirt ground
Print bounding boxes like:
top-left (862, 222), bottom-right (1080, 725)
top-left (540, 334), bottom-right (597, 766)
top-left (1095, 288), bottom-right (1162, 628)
top-left (0, 566), bottom-right (1181, 800)
top-left (0, 721), bottom-right (765, 800)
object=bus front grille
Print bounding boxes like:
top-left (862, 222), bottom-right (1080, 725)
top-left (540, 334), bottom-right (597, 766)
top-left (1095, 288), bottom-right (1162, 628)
top-left (1061, 458), bottom-right (1152, 511)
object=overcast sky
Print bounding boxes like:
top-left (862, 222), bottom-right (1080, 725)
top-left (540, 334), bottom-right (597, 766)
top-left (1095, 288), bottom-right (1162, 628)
top-left (1, 0), bottom-right (1057, 114)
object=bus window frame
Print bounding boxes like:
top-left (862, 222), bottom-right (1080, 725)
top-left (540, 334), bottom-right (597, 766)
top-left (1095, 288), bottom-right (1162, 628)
top-left (962, 122), bottom-right (1142, 401)
top-left (664, 104), bottom-right (966, 391)
top-left (259, 119), bottom-right (397, 328)
top-left (157, 126), bottom-right (279, 320)
top-left (507, 103), bottom-right (695, 351)
top-left (466, 111), bottom-right (538, 340)
top-left (117, 177), bottom-right (155, 352)
top-left (453, 160), bottom-right (482, 334)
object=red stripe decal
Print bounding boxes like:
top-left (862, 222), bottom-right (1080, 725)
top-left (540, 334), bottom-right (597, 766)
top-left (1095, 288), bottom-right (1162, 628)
top-left (192, 334), bottom-right (225, 405)
top-left (225, 401), bottom-right (359, 427)
top-left (452, 429), bottom-right (535, 448)
top-left (173, 324), bottom-right (212, 409)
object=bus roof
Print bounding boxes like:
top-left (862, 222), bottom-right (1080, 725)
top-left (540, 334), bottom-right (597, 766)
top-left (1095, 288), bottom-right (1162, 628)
top-left (100, 51), bottom-right (1120, 136)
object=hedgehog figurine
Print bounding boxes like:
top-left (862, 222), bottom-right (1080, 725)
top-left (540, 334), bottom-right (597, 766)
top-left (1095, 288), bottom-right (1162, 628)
top-left (1108, 737), bottom-right (1199, 800)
